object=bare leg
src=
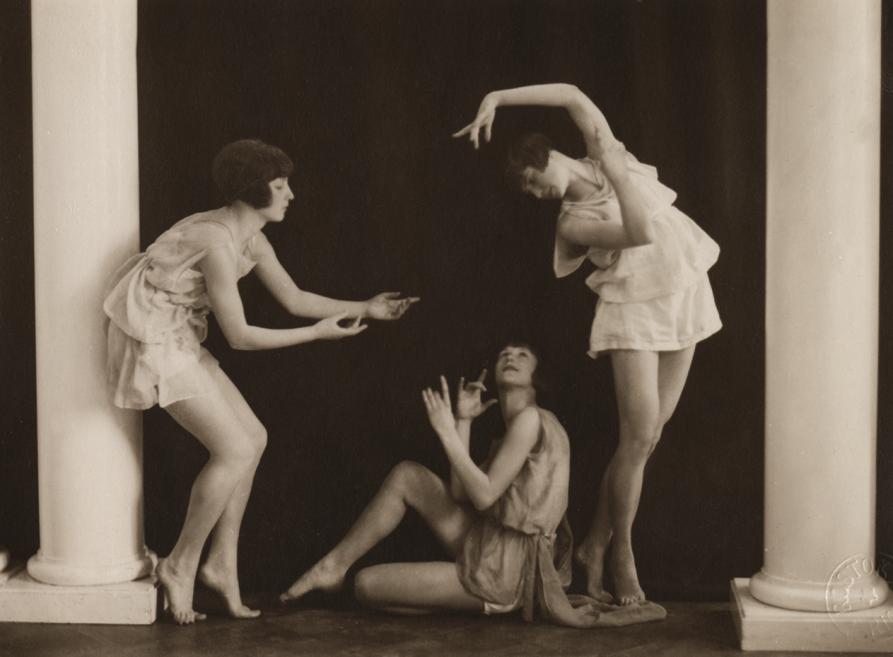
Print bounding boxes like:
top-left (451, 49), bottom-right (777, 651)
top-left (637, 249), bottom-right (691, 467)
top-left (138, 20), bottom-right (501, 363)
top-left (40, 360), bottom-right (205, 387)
top-left (281, 461), bottom-right (472, 603)
top-left (577, 345), bottom-right (696, 603)
top-left (196, 368), bottom-right (267, 619)
top-left (575, 473), bottom-right (613, 602)
top-left (354, 562), bottom-right (483, 614)
top-left (601, 350), bottom-right (660, 606)
top-left (158, 377), bottom-right (265, 624)
top-left (651, 346), bottom-right (696, 455)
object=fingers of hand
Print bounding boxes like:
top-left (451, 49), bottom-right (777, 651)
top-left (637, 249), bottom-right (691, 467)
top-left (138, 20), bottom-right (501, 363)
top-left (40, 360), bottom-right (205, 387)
top-left (439, 375), bottom-right (451, 404)
top-left (451, 123), bottom-right (473, 138)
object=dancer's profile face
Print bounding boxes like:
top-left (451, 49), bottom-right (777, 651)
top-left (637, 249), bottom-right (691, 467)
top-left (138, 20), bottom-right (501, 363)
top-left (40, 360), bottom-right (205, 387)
top-left (519, 158), bottom-right (567, 201)
top-left (494, 345), bottom-right (538, 389)
top-left (260, 177), bottom-right (294, 222)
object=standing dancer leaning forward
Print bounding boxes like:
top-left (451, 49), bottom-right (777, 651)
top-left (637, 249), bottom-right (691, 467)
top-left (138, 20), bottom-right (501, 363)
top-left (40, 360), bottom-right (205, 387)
top-left (281, 345), bottom-right (665, 627)
top-left (102, 139), bottom-right (418, 624)
top-left (454, 84), bottom-right (721, 605)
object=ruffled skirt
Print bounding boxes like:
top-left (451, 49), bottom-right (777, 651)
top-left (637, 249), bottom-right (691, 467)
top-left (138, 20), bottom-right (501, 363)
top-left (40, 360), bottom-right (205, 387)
top-left (106, 319), bottom-right (220, 410)
top-left (588, 272), bottom-right (721, 359)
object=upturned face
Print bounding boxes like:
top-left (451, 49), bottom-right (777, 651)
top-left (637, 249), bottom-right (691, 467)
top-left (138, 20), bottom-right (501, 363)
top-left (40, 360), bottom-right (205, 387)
top-left (520, 155), bottom-right (568, 200)
top-left (494, 345), bottom-right (538, 389)
top-left (260, 177), bottom-right (294, 222)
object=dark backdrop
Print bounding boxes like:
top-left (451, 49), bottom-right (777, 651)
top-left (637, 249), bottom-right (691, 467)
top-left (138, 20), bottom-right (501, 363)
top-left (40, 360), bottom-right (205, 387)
top-left (6, 0), bottom-right (860, 602)
top-left (134, 0), bottom-right (765, 600)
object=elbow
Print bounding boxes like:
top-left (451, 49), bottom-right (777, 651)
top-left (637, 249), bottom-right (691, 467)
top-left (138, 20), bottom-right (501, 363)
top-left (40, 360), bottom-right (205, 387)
top-left (630, 233), bottom-right (654, 248)
top-left (563, 82), bottom-right (582, 97)
top-left (471, 493), bottom-right (497, 512)
top-left (563, 83), bottom-right (586, 106)
top-left (225, 330), bottom-right (254, 351)
top-left (627, 223), bottom-right (656, 247)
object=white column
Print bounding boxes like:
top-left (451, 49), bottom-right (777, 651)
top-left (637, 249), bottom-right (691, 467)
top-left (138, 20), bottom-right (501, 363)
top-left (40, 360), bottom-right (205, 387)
top-left (0, 0), bottom-right (156, 624)
top-left (731, 0), bottom-right (892, 651)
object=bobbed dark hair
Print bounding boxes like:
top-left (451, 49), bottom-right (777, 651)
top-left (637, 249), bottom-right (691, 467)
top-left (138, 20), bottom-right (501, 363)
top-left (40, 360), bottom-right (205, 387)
top-left (495, 340), bottom-right (551, 394)
top-left (212, 139), bottom-right (294, 209)
top-left (505, 132), bottom-right (555, 192)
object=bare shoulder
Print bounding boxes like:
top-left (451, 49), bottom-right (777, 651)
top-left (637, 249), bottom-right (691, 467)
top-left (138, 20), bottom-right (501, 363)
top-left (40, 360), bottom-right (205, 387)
top-left (249, 231), bottom-right (276, 258)
top-left (506, 406), bottom-right (542, 437)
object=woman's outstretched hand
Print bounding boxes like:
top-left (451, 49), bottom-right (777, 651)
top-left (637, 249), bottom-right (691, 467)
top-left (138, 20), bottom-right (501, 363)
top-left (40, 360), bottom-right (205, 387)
top-left (456, 369), bottom-right (498, 420)
top-left (423, 376), bottom-right (458, 437)
top-left (365, 292), bottom-right (420, 321)
top-left (313, 312), bottom-right (368, 340)
top-left (452, 93), bottom-right (498, 149)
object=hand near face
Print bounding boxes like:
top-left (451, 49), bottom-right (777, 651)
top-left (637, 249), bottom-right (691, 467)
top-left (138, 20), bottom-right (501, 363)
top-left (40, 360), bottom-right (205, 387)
top-left (422, 376), bottom-right (457, 438)
top-left (456, 369), bottom-right (498, 420)
top-left (365, 292), bottom-right (420, 321)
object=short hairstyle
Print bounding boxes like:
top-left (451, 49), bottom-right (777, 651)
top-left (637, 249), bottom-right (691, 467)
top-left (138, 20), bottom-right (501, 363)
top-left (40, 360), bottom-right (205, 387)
top-left (212, 139), bottom-right (294, 209)
top-left (496, 340), bottom-right (550, 394)
top-left (505, 133), bottom-right (554, 192)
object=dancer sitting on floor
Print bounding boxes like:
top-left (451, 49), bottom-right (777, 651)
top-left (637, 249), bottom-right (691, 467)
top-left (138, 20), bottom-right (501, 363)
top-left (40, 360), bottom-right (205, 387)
top-left (454, 83), bottom-right (722, 606)
top-left (103, 139), bottom-right (418, 624)
top-left (280, 343), bottom-right (665, 627)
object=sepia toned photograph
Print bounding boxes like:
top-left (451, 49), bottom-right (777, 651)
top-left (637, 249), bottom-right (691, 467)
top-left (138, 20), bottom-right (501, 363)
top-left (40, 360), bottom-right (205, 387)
top-left (0, 0), bottom-right (890, 654)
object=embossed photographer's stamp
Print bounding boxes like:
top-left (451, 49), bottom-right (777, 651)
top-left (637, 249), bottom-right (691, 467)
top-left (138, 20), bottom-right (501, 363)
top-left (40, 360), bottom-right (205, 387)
top-left (825, 553), bottom-right (893, 641)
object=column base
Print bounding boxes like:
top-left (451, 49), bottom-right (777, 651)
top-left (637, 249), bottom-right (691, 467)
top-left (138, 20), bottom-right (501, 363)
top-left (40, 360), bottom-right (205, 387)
top-left (732, 578), bottom-right (893, 652)
top-left (0, 569), bottom-right (158, 624)
top-left (27, 548), bottom-right (155, 586)
top-left (751, 561), bottom-right (890, 612)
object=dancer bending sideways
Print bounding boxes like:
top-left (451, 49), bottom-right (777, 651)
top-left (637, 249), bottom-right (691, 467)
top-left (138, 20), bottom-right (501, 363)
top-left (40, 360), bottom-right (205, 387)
top-left (102, 139), bottom-right (418, 624)
top-left (454, 84), bottom-right (722, 605)
top-left (281, 344), bottom-right (665, 627)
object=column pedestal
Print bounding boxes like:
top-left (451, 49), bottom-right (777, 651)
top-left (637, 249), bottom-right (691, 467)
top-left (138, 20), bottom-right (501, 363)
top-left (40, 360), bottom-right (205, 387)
top-left (733, 580), bottom-right (893, 652)
top-left (0, 571), bottom-right (158, 625)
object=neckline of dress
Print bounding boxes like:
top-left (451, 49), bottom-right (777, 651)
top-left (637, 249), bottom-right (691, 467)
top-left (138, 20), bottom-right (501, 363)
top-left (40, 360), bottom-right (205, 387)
top-left (199, 209), bottom-right (252, 257)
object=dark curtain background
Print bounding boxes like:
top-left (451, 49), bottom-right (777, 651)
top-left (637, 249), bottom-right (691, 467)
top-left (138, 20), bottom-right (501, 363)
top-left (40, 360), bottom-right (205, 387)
top-left (13, 0), bottom-right (887, 603)
top-left (134, 0), bottom-right (765, 600)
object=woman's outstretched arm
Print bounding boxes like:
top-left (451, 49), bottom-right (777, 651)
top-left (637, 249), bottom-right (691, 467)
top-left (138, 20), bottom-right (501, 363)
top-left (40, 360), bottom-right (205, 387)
top-left (424, 377), bottom-right (539, 511)
top-left (453, 83), bottom-right (615, 156)
top-left (250, 232), bottom-right (419, 321)
top-left (201, 245), bottom-right (366, 350)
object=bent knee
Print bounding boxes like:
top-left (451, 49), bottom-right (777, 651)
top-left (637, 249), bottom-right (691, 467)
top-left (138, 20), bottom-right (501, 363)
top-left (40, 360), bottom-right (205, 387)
top-left (212, 435), bottom-right (264, 472)
top-left (250, 424), bottom-right (268, 456)
top-left (387, 460), bottom-right (436, 492)
top-left (619, 422), bottom-right (661, 458)
top-left (353, 568), bottom-right (383, 607)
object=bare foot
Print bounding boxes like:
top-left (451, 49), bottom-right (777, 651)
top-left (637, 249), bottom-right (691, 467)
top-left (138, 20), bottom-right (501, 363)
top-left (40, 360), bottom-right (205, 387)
top-left (574, 543), bottom-right (614, 604)
top-left (610, 546), bottom-right (646, 606)
top-left (279, 556), bottom-right (346, 604)
top-left (198, 560), bottom-right (261, 619)
top-left (156, 558), bottom-right (207, 625)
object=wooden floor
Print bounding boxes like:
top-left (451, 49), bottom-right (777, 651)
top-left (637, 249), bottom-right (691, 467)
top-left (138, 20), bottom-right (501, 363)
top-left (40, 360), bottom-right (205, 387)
top-left (0, 597), bottom-right (884, 657)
